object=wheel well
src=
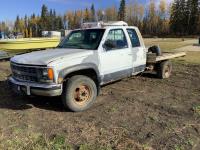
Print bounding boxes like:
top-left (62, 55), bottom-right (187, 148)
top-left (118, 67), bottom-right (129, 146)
top-left (64, 69), bottom-right (99, 86)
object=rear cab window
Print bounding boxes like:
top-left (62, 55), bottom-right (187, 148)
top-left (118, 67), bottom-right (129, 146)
top-left (127, 29), bottom-right (140, 47)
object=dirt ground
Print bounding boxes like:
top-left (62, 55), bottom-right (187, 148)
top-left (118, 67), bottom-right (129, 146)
top-left (0, 61), bottom-right (200, 150)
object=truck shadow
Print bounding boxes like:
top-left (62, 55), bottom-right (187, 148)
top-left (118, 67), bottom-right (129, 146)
top-left (0, 80), bottom-right (67, 112)
top-left (0, 73), bottom-right (157, 112)
top-left (140, 72), bottom-right (158, 79)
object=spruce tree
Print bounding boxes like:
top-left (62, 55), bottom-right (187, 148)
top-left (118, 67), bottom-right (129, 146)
top-left (49, 9), bottom-right (54, 30)
top-left (53, 9), bottom-right (57, 30)
top-left (14, 16), bottom-right (20, 33)
top-left (170, 0), bottom-right (187, 35)
top-left (186, 0), bottom-right (199, 34)
top-left (90, 4), bottom-right (96, 22)
top-left (41, 5), bottom-right (48, 19)
top-left (40, 4), bottom-right (49, 31)
top-left (118, 0), bottom-right (126, 21)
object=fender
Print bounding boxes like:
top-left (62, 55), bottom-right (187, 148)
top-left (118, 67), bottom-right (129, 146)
top-left (58, 63), bottom-right (101, 83)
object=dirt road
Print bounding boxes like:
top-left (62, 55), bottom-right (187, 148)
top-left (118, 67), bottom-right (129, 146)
top-left (0, 61), bottom-right (200, 150)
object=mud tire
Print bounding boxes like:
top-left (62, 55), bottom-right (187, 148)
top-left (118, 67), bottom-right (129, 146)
top-left (157, 60), bottom-right (172, 79)
top-left (62, 75), bottom-right (97, 112)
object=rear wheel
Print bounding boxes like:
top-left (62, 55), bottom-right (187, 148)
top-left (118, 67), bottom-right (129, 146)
top-left (157, 60), bottom-right (172, 79)
top-left (62, 75), bottom-right (97, 112)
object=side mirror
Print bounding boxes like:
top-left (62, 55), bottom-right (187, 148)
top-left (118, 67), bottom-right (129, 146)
top-left (102, 43), bottom-right (107, 50)
top-left (103, 40), bottom-right (115, 51)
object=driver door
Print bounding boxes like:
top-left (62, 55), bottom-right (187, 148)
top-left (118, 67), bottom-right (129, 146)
top-left (99, 28), bottom-right (133, 84)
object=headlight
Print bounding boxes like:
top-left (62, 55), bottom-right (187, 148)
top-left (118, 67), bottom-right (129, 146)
top-left (38, 68), bottom-right (54, 83)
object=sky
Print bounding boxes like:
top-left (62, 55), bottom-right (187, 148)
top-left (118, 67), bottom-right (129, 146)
top-left (0, 0), bottom-right (173, 22)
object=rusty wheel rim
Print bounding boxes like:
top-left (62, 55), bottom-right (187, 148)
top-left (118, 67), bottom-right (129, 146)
top-left (74, 84), bottom-right (92, 105)
top-left (164, 65), bottom-right (171, 78)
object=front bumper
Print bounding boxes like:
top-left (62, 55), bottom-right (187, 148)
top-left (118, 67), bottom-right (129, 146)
top-left (9, 77), bottom-right (62, 96)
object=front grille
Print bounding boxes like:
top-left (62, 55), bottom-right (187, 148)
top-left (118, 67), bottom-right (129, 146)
top-left (11, 63), bottom-right (38, 82)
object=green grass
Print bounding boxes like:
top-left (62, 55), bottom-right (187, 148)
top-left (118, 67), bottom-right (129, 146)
top-left (186, 138), bottom-right (194, 146)
top-left (107, 105), bottom-right (118, 113)
top-left (193, 105), bottom-right (200, 116)
top-left (78, 144), bottom-right (113, 150)
top-left (0, 133), bottom-right (72, 150)
top-left (0, 131), bottom-right (115, 150)
top-left (175, 145), bottom-right (184, 150)
top-left (142, 143), bottom-right (153, 150)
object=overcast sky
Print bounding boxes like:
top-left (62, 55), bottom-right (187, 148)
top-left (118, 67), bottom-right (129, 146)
top-left (0, 0), bottom-right (174, 21)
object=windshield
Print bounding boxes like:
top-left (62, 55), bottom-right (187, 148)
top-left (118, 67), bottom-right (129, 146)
top-left (58, 29), bottom-right (105, 50)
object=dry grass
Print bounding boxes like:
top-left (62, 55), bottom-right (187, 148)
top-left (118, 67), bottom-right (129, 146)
top-left (175, 52), bottom-right (200, 64)
top-left (144, 38), bottom-right (200, 64)
top-left (144, 38), bottom-right (198, 51)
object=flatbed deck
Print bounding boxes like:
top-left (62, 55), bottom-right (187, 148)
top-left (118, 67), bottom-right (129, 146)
top-left (156, 52), bottom-right (186, 62)
top-left (147, 52), bottom-right (186, 63)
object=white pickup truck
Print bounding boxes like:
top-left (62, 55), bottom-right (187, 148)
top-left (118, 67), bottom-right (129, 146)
top-left (9, 21), bottom-right (185, 112)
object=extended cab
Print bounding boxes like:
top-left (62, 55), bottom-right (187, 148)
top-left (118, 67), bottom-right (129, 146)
top-left (9, 21), bottom-right (185, 112)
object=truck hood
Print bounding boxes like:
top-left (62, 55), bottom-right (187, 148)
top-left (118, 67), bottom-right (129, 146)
top-left (11, 48), bottom-right (93, 66)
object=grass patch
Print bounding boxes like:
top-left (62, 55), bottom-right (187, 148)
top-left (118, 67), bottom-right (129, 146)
top-left (193, 105), bottom-right (200, 116)
top-left (0, 133), bottom-right (72, 150)
top-left (175, 145), bottom-right (184, 150)
top-left (78, 144), bottom-right (112, 150)
top-left (144, 38), bottom-right (197, 51)
top-left (144, 38), bottom-right (200, 64)
top-left (174, 52), bottom-right (200, 64)
top-left (142, 143), bottom-right (152, 150)
top-left (50, 134), bottom-right (69, 150)
top-left (186, 138), bottom-right (194, 146)
top-left (107, 105), bottom-right (118, 113)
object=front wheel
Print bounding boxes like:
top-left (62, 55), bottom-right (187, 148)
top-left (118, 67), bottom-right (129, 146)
top-left (157, 60), bottom-right (172, 79)
top-left (62, 75), bottom-right (97, 112)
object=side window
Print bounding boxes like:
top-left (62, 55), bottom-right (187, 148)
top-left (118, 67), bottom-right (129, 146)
top-left (127, 29), bottom-right (140, 47)
top-left (104, 29), bottom-right (128, 50)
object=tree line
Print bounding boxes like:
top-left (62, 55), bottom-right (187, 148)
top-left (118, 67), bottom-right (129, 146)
top-left (0, 0), bottom-right (200, 37)
top-left (12, 5), bottom-right (63, 37)
top-left (170, 0), bottom-right (200, 35)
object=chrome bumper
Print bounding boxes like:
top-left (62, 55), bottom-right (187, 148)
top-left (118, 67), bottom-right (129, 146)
top-left (9, 77), bottom-right (62, 96)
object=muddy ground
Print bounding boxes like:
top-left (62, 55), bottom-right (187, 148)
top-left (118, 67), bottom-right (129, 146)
top-left (0, 61), bottom-right (200, 150)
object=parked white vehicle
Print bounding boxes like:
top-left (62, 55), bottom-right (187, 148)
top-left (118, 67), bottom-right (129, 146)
top-left (9, 21), bottom-right (185, 112)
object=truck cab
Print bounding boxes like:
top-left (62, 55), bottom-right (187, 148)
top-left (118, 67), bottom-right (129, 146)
top-left (98, 23), bottom-right (147, 84)
top-left (9, 22), bottom-right (155, 112)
